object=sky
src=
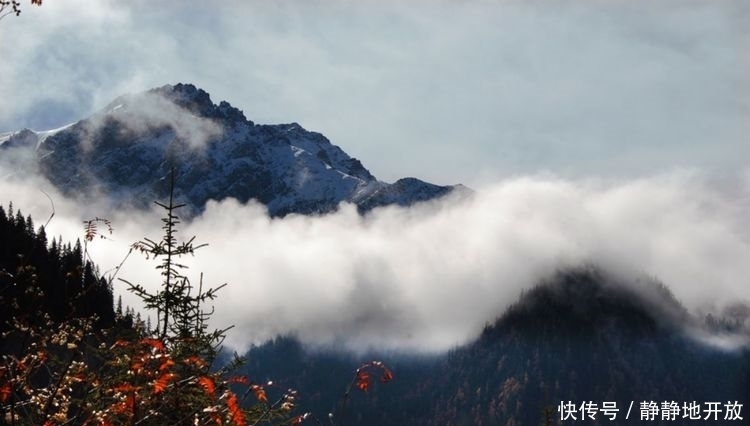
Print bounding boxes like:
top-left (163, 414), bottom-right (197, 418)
top-left (1, 0), bottom-right (749, 353)
top-left (1, 0), bottom-right (748, 185)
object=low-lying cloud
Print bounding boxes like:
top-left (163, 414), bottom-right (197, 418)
top-left (85, 90), bottom-right (223, 152)
top-left (1, 170), bottom-right (748, 353)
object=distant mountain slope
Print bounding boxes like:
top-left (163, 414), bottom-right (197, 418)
top-left (236, 267), bottom-right (750, 426)
top-left (0, 83), bottom-right (466, 216)
top-left (423, 267), bottom-right (749, 426)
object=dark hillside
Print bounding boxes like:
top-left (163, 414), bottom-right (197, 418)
top-left (238, 267), bottom-right (750, 425)
top-left (0, 204), bottom-right (115, 334)
top-left (423, 267), bottom-right (749, 425)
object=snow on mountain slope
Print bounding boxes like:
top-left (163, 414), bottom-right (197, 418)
top-left (0, 83), bottom-right (465, 216)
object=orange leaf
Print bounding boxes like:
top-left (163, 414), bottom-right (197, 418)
top-left (70, 372), bottom-right (87, 383)
top-left (111, 390), bottom-right (137, 415)
top-left (112, 339), bottom-right (130, 347)
top-left (154, 373), bottom-right (176, 394)
top-left (197, 376), bottom-right (216, 397)
top-left (0, 381), bottom-right (10, 403)
top-left (356, 371), bottom-right (370, 392)
top-left (380, 369), bottom-right (394, 383)
top-left (225, 391), bottom-right (246, 426)
top-left (228, 375), bottom-right (251, 385)
top-left (252, 385), bottom-right (267, 403)
top-left (184, 355), bottom-right (208, 368)
top-left (291, 414), bottom-right (309, 425)
top-left (158, 358), bottom-right (175, 372)
top-left (112, 383), bottom-right (139, 393)
top-left (126, 392), bottom-right (136, 414)
top-left (140, 338), bottom-right (166, 352)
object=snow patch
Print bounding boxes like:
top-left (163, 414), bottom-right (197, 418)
top-left (34, 122), bottom-right (77, 149)
top-left (0, 132), bottom-right (12, 146)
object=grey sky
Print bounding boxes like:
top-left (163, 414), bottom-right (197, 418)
top-left (1, 0), bottom-right (748, 185)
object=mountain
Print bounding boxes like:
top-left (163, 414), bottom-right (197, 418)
top-left (0, 83), bottom-right (466, 216)
top-left (235, 267), bottom-right (750, 425)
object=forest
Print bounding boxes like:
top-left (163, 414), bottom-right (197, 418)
top-left (2, 202), bottom-right (747, 425)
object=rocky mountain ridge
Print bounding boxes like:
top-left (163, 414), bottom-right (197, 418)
top-left (0, 83), bottom-right (466, 216)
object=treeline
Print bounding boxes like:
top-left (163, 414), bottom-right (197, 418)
top-left (419, 268), bottom-right (750, 426)
top-left (0, 200), bottom-right (306, 425)
top-left (237, 268), bottom-right (750, 426)
top-left (0, 203), bottom-right (115, 332)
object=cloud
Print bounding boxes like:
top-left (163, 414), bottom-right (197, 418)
top-left (2, 169), bottom-right (747, 353)
top-left (1, 0), bottom-right (747, 184)
top-left (78, 89), bottom-right (223, 152)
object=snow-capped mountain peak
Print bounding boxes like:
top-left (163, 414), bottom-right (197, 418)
top-left (1, 83), bottom-right (464, 216)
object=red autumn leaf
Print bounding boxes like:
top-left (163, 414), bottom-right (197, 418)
top-left (380, 369), bottom-right (394, 383)
top-left (197, 376), bottom-right (216, 397)
top-left (158, 358), bottom-right (175, 372)
top-left (183, 355), bottom-right (208, 368)
top-left (225, 391), bottom-right (246, 426)
top-left (252, 385), bottom-right (267, 403)
top-left (291, 414), bottom-right (308, 425)
top-left (356, 371), bottom-right (370, 392)
top-left (110, 403), bottom-right (127, 415)
top-left (70, 372), bottom-right (87, 383)
top-left (111, 390), bottom-right (137, 415)
top-left (112, 383), bottom-right (139, 394)
top-left (154, 372), bottom-right (176, 394)
top-left (126, 392), bottom-right (136, 414)
top-left (0, 381), bottom-right (11, 403)
top-left (140, 338), bottom-right (166, 353)
top-left (227, 375), bottom-right (251, 385)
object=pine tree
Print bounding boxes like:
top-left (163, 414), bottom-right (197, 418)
top-left (122, 169), bottom-right (228, 360)
top-left (116, 295), bottom-right (123, 318)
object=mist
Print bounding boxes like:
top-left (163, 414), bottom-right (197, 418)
top-left (1, 169), bottom-right (747, 354)
top-left (79, 90), bottom-right (224, 152)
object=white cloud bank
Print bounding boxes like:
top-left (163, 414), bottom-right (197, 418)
top-left (2, 170), bottom-right (748, 353)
